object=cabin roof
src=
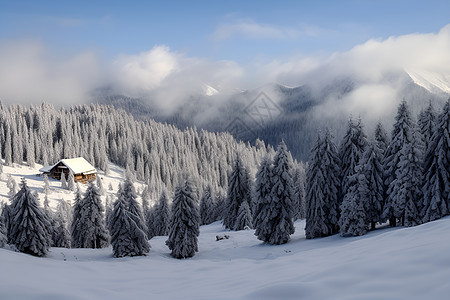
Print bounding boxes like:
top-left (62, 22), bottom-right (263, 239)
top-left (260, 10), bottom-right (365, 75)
top-left (39, 157), bottom-right (97, 175)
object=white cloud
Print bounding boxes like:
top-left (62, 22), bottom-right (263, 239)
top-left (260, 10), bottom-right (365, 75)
top-left (212, 19), bottom-right (316, 41)
top-left (0, 39), bottom-right (105, 105)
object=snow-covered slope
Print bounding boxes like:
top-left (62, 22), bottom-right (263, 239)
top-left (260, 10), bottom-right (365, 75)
top-left (1, 163), bottom-right (449, 300)
top-left (406, 68), bottom-right (450, 94)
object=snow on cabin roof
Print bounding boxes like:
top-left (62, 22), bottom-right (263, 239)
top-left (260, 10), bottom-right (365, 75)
top-left (39, 157), bottom-right (97, 175)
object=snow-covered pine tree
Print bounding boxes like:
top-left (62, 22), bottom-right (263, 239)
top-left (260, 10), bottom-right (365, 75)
top-left (339, 117), bottom-right (368, 205)
top-left (305, 129), bottom-right (341, 238)
top-left (67, 171), bottom-right (75, 191)
top-left (108, 182), bottom-right (113, 191)
top-left (359, 141), bottom-right (384, 230)
top-left (223, 155), bottom-right (250, 230)
top-left (43, 174), bottom-right (50, 195)
top-left (53, 200), bottom-right (72, 248)
top-left (0, 205), bottom-right (7, 248)
top-left (252, 155), bottom-right (272, 229)
top-left (339, 172), bottom-right (367, 236)
top-left (254, 141), bottom-right (295, 244)
top-left (71, 182), bottom-right (109, 248)
top-left (71, 184), bottom-right (83, 246)
top-left (96, 175), bottom-right (105, 195)
top-left (383, 100), bottom-right (414, 227)
top-left (374, 121), bottom-right (389, 154)
top-left (200, 185), bottom-right (215, 225)
top-left (8, 179), bottom-right (52, 256)
top-left (166, 179), bottom-right (200, 259)
top-left (122, 178), bottom-right (148, 235)
top-left (153, 188), bottom-right (171, 236)
top-left (418, 101), bottom-right (436, 154)
top-left (234, 201), bottom-right (253, 230)
top-left (7, 175), bottom-right (17, 198)
top-left (110, 184), bottom-right (150, 257)
top-left (422, 99), bottom-right (450, 222)
top-left (390, 125), bottom-right (423, 227)
top-left (61, 172), bottom-right (67, 189)
top-left (292, 165), bottom-right (306, 220)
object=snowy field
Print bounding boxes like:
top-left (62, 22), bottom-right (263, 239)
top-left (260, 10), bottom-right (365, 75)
top-left (1, 163), bottom-right (449, 299)
top-left (1, 216), bottom-right (450, 299)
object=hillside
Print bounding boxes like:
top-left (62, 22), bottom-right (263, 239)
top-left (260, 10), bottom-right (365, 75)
top-left (0, 209), bottom-right (449, 299)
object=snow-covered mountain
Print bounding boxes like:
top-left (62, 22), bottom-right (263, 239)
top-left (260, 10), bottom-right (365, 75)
top-left (406, 68), bottom-right (450, 95)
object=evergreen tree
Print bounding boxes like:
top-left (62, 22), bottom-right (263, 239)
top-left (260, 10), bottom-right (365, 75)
top-left (43, 174), bottom-right (50, 195)
top-left (67, 171), bottom-right (75, 191)
top-left (339, 117), bottom-right (368, 204)
top-left (97, 175), bottom-right (105, 196)
top-left (253, 155), bottom-right (273, 228)
top-left (123, 178), bottom-right (148, 235)
top-left (223, 155), bottom-right (250, 230)
top-left (110, 185), bottom-right (150, 257)
top-left (422, 100), bottom-right (450, 222)
top-left (374, 121), bottom-right (389, 154)
top-left (234, 201), bottom-right (253, 230)
top-left (305, 130), bottom-right (341, 238)
top-left (61, 172), bottom-right (67, 189)
top-left (360, 142), bottom-right (384, 230)
top-left (153, 188), bottom-right (171, 236)
top-left (200, 186), bottom-right (215, 225)
top-left (383, 100), bottom-right (414, 227)
top-left (418, 101), bottom-right (436, 154)
top-left (254, 141), bottom-right (295, 244)
top-left (7, 175), bottom-right (17, 198)
top-left (8, 179), bottom-right (52, 256)
top-left (71, 182), bottom-right (109, 248)
top-left (339, 173), bottom-right (367, 236)
top-left (71, 184), bottom-right (83, 246)
top-left (292, 165), bottom-right (306, 220)
top-left (53, 200), bottom-right (72, 248)
top-left (0, 205), bottom-right (7, 248)
top-left (166, 179), bottom-right (200, 259)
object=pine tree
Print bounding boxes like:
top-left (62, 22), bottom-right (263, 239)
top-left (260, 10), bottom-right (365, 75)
top-left (166, 179), bottom-right (200, 259)
top-left (422, 100), bottom-right (450, 222)
top-left (53, 200), bottom-right (72, 248)
top-left (67, 171), bottom-right (75, 191)
top-left (71, 182), bottom-right (109, 248)
top-left (374, 121), bottom-right (389, 154)
top-left (123, 178), bottom-right (148, 235)
top-left (71, 184), bottom-right (83, 246)
top-left (0, 205), bottom-right (7, 248)
top-left (8, 179), bottom-right (52, 256)
top-left (339, 117), bottom-right (368, 204)
top-left (254, 141), bottom-right (295, 244)
top-left (305, 130), bottom-right (341, 238)
top-left (61, 172), bottom-right (67, 189)
top-left (7, 175), bottom-right (18, 198)
top-left (383, 100), bottom-right (414, 227)
top-left (339, 173), bottom-right (367, 236)
top-left (97, 175), bottom-right (105, 196)
top-left (292, 166), bottom-right (306, 220)
top-left (43, 174), bottom-right (51, 195)
top-left (234, 201), bottom-right (253, 230)
top-left (253, 155), bottom-right (272, 230)
top-left (418, 101), bottom-right (436, 154)
top-left (223, 155), bottom-right (250, 230)
top-left (200, 186), bottom-right (215, 225)
top-left (110, 184), bottom-right (150, 258)
top-left (153, 188), bottom-right (171, 236)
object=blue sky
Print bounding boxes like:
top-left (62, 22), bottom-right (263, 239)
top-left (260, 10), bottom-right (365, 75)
top-left (1, 0), bottom-right (449, 62)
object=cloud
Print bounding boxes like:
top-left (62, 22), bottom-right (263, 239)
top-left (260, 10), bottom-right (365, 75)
top-left (212, 19), bottom-right (317, 41)
top-left (0, 39), bottom-right (106, 105)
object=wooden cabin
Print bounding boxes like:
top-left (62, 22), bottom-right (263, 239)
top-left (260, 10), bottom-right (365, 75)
top-left (39, 157), bottom-right (97, 183)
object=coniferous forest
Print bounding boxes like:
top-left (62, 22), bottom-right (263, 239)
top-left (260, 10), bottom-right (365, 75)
top-left (0, 99), bottom-right (449, 259)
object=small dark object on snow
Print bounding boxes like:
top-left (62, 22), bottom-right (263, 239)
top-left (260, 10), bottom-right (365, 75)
top-left (216, 235), bottom-right (230, 241)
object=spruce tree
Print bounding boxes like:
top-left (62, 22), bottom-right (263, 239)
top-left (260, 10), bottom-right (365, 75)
top-left (374, 121), bottom-right (389, 154)
top-left (110, 185), bottom-right (150, 258)
top-left (305, 130), bottom-right (340, 238)
top-left (252, 155), bottom-right (272, 228)
top-left (200, 186), bottom-right (215, 225)
top-left (61, 172), bottom-right (67, 189)
top-left (123, 178), bottom-right (148, 235)
top-left (71, 184), bottom-right (83, 246)
top-left (383, 100), bottom-right (414, 227)
top-left (67, 171), bottom-right (75, 191)
top-left (254, 141), bottom-right (295, 244)
top-left (357, 141), bottom-right (384, 230)
top-left (43, 174), bottom-right (50, 195)
top-left (0, 206), bottom-right (7, 248)
top-left (71, 182), bottom-right (109, 248)
top-left (153, 188), bottom-right (171, 236)
top-left (166, 179), bottom-right (200, 259)
top-left (8, 179), bottom-right (52, 256)
top-left (97, 175), bottom-right (105, 195)
top-left (292, 166), bottom-right (306, 220)
top-left (418, 101), bottom-right (436, 154)
top-left (422, 100), bottom-right (450, 222)
top-left (234, 200), bottom-right (253, 230)
top-left (339, 173), bottom-right (367, 236)
top-left (223, 155), bottom-right (250, 230)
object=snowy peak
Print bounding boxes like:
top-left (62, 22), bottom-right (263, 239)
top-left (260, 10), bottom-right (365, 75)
top-left (202, 84), bottom-right (219, 96)
top-left (406, 68), bottom-right (450, 95)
